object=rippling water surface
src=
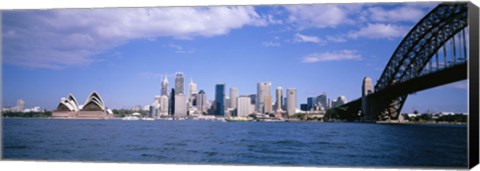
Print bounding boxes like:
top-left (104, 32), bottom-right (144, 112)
top-left (2, 118), bottom-right (467, 168)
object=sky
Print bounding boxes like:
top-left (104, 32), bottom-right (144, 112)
top-left (1, 2), bottom-right (468, 113)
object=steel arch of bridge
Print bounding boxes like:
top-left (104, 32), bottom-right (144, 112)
top-left (373, 3), bottom-right (468, 119)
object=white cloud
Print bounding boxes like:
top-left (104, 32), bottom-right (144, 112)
top-left (262, 41), bottom-right (281, 47)
top-left (284, 4), bottom-right (360, 29)
top-left (302, 50), bottom-right (362, 63)
top-left (348, 23), bottom-right (409, 40)
top-left (368, 6), bottom-right (426, 23)
top-left (3, 6), bottom-right (266, 69)
top-left (293, 33), bottom-right (324, 44)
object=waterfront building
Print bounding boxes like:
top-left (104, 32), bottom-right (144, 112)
top-left (317, 92), bottom-right (328, 110)
top-left (300, 104), bottom-right (308, 111)
top-left (256, 82), bottom-right (271, 113)
top-left (283, 97), bottom-right (287, 110)
top-left (174, 94), bottom-right (187, 118)
top-left (159, 95), bottom-right (169, 117)
top-left (230, 87), bottom-right (238, 109)
top-left (161, 74), bottom-right (169, 96)
top-left (286, 88), bottom-right (297, 116)
top-left (196, 90), bottom-right (208, 114)
top-left (169, 88), bottom-right (175, 115)
top-left (237, 96), bottom-right (251, 117)
top-left (264, 95), bottom-right (272, 114)
top-left (16, 99), bottom-right (25, 112)
top-left (215, 84), bottom-right (225, 116)
top-left (53, 91), bottom-right (112, 119)
top-left (175, 72), bottom-right (184, 95)
top-left (275, 87), bottom-right (283, 112)
top-left (225, 96), bottom-right (231, 110)
top-left (151, 97), bottom-right (161, 118)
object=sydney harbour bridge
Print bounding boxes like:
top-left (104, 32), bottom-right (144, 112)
top-left (331, 2), bottom-right (478, 122)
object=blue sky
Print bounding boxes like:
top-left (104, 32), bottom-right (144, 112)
top-left (2, 2), bottom-right (468, 113)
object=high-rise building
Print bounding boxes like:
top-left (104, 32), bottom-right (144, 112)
top-left (189, 78), bottom-right (198, 97)
top-left (161, 74), bottom-right (169, 96)
top-left (169, 88), bottom-right (175, 115)
top-left (196, 90), bottom-right (208, 114)
top-left (300, 104), bottom-right (308, 111)
top-left (230, 87), bottom-right (238, 109)
top-left (264, 95), bottom-right (272, 114)
top-left (159, 95), bottom-right (169, 116)
top-left (307, 97), bottom-right (314, 111)
top-left (175, 72), bottom-right (184, 95)
top-left (256, 82), bottom-right (271, 113)
top-left (286, 88), bottom-right (297, 116)
top-left (362, 77), bottom-right (374, 96)
top-left (333, 96), bottom-right (348, 108)
top-left (215, 84), bottom-right (225, 116)
top-left (174, 94), bottom-right (187, 118)
top-left (225, 97), bottom-right (231, 110)
top-left (16, 99), bottom-right (25, 112)
top-left (249, 94), bottom-right (256, 105)
top-left (275, 87), bottom-right (283, 112)
top-left (317, 92), bottom-right (327, 110)
top-left (237, 96), bottom-right (251, 117)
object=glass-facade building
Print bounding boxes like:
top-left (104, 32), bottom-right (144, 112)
top-left (215, 84), bottom-right (225, 116)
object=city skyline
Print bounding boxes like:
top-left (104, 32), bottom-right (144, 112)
top-left (2, 2), bottom-right (468, 113)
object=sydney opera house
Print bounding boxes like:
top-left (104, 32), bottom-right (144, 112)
top-left (52, 91), bottom-right (113, 119)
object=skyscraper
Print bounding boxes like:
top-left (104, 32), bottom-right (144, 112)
top-left (175, 72), bottom-right (184, 95)
top-left (275, 87), bottom-right (283, 112)
top-left (307, 97), bottom-right (314, 111)
top-left (169, 88), bottom-right (175, 115)
top-left (237, 96), bottom-right (251, 117)
top-left (362, 77), bottom-right (374, 96)
top-left (215, 84), bottom-right (225, 116)
top-left (161, 73), bottom-right (169, 96)
top-left (264, 95), bottom-right (272, 114)
top-left (174, 94), bottom-right (187, 118)
top-left (196, 90), bottom-right (208, 114)
top-left (256, 82), bottom-right (271, 113)
top-left (189, 78), bottom-right (197, 97)
top-left (230, 87), bottom-right (238, 109)
top-left (286, 88), bottom-right (297, 116)
top-left (159, 95), bottom-right (169, 117)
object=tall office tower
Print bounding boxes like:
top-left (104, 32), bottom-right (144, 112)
top-left (175, 72), bottom-right (184, 95)
top-left (362, 76), bottom-right (374, 120)
top-left (249, 94), bottom-right (256, 105)
top-left (286, 88), bottom-right (297, 116)
top-left (317, 92), bottom-right (327, 110)
top-left (174, 94), bottom-right (187, 118)
top-left (189, 79), bottom-right (198, 97)
top-left (215, 84), bottom-right (225, 116)
top-left (327, 98), bottom-right (331, 109)
top-left (307, 97), bottom-right (315, 111)
top-left (161, 74), bottom-right (169, 96)
top-left (16, 99), bottom-right (25, 112)
top-left (256, 82), bottom-right (271, 113)
top-left (196, 90), bottom-right (208, 114)
top-left (169, 88), bottom-right (175, 115)
top-left (264, 95), bottom-right (272, 114)
top-left (230, 87), bottom-right (238, 109)
top-left (362, 77), bottom-right (374, 96)
top-left (237, 96), bottom-right (251, 117)
top-left (275, 87), bottom-right (283, 111)
top-left (283, 97), bottom-right (288, 110)
top-left (159, 95), bottom-right (169, 116)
